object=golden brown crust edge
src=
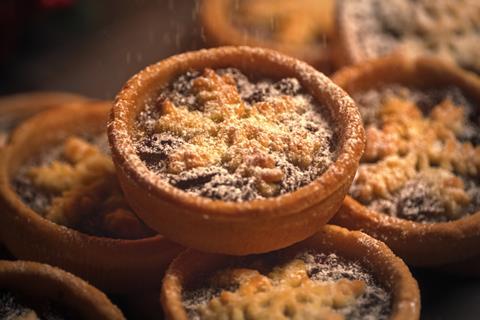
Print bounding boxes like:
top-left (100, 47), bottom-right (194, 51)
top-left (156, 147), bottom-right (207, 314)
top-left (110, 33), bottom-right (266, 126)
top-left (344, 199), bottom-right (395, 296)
top-left (332, 0), bottom-right (360, 69)
top-left (161, 225), bottom-right (420, 320)
top-left (199, 0), bottom-right (333, 71)
top-left (331, 54), bottom-right (480, 266)
top-left (0, 260), bottom-right (125, 320)
top-left (109, 46), bottom-right (365, 255)
top-left (0, 91), bottom-right (89, 148)
top-left (0, 102), bottom-right (183, 293)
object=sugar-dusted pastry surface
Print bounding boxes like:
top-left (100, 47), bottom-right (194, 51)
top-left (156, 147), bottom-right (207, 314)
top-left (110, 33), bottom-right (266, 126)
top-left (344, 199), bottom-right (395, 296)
top-left (0, 290), bottom-right (77, 320)
top-left (14, 136), bottom-right (154, 239)
top-left (232, 0), bottom-right (334, 45)
top-left (183, 252), bottom-right (391, 320)
top-left (350, 85), bottom-right (480, 222)
top-left (343, 0), bottom-right (480, 73)
top-left (135, 68), bottom-right (336, 201)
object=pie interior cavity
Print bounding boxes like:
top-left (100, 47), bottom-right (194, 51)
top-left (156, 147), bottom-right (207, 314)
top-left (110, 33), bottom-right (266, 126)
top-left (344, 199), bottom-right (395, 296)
top-left (135, 68), bottom-right (336, 201)
top-left (350, 85), bottom-right (480, 223)
top-left (14, 136), bottom-right (154, 239)
top-left (183, 251), bottom-right (391, 320)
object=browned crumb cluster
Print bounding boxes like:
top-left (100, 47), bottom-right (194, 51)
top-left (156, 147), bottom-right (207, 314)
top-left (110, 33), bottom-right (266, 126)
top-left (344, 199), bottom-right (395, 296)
top-left (350, 85), bottom-right (480, 222)
top-left (135, 68), bottom-right (336, 201)
top-left (183, 251), bottom-right (391, 320)
top-left (13, 136), bottom-right (154, 239)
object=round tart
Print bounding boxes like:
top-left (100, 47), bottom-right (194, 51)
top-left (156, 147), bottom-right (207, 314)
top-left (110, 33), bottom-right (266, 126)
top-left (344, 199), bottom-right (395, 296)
top-left (335, 0), bottom-right (480, 72)
top-left (109, 46), bottom-right (365, 255)
top-left (0, 260), bottom-right (124, 319)
top-left (331, 55), bottom-right (480, 266)
top-left (0, 101), bottom-right (183, 293)
top-left (161, 225), bottom-right (420, 320)
top-left (0, 91), bottom-right (88, 148)
top-left (200, 0), bottom-right (335, 71)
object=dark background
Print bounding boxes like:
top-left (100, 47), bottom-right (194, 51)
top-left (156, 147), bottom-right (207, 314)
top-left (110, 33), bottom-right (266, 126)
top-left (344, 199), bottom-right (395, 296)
top-left (0, 0), bottom-right (203, 98)
top-left (1, 1), bottom-right (479, 319)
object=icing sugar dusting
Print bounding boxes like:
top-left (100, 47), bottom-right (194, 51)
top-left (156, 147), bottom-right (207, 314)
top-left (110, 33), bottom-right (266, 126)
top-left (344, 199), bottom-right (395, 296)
top-left (135, 67), bottom-right (337, 201)
top-left (182, 251), bottom-right (391, 320)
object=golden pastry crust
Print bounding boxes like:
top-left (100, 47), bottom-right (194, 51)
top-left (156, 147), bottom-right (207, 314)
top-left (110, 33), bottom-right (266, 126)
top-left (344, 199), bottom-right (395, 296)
top-left (200, 0), bottom-right (334, 71)
top-left (161, 225), bottom-right (420, 320)
top-left (0, 92), bottom-right (88, 148)
top-left (0, 102), bottom-right (183, 293)
top-left (331, 55), bottom-right (480, 266)
top-left (0, 260), bottom-right (124, 319)
top-left (109, 46), bottom-right (365, 255)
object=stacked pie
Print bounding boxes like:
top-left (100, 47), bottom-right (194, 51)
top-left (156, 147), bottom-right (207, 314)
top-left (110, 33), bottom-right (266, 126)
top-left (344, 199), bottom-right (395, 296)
top-left (3, 0), bottom-right (480, 315)
top-left (0, 47), bottom-right (423, 319)
top-left (107, 46), bottom-right (420, 318)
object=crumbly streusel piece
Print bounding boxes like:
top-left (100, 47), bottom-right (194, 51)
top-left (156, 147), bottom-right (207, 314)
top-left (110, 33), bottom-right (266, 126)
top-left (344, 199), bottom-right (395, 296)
top-left (196, 259), bottom-right (365, 320)
top-left (26, 137), bottom-right (152, 239)
top-left (141, 68), bottom-right (334, 200)
top-left (352, 88), bottom-right (480, 221)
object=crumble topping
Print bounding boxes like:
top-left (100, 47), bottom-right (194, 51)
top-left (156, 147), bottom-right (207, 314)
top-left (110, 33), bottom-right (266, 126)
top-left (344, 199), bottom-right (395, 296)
top-left (13, 136), bottom-right (154, 239)
top-left (350, 85), bottom-right (480, 222)
top-left (183, 252), bottom-right (391, 320)
top-left (135, 68), bottom-right (336, 201)
top-left (232, 0), bottom-right (334, 45)
top-left (343, 0), bottom-right (480, 73)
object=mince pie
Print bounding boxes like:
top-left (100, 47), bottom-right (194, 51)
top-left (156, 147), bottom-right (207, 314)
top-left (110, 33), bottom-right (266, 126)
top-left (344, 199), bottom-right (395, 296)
top-left (0, 102), bottom-right (183, 293)
top-left (336, 0), bottom-right (480, 73)
top-left (0, 260), bottom-right (124, 319)
top-left (161, 225), bottom-right (420, 320)
top-left (109, 46), bottom-right (365, 255)
top-left (331, 55), bottom-right (480, 266)
top-left (200, 0), bottom-right (335, 71)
